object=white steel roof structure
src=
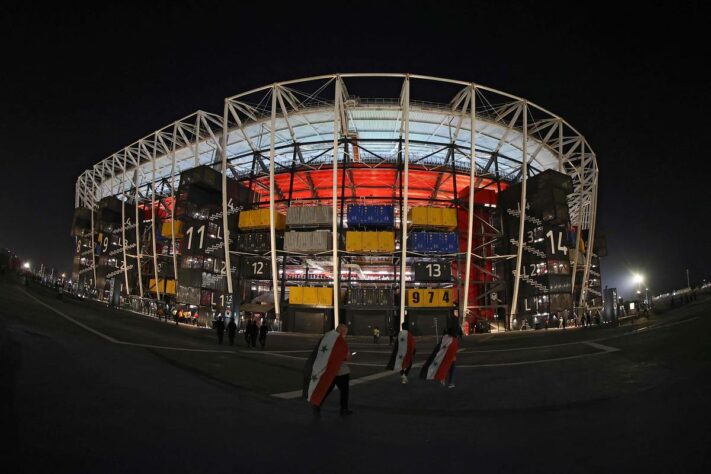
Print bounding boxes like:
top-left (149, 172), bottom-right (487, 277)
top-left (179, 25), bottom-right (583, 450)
top-left (75, 74), bottom-right (599, 323)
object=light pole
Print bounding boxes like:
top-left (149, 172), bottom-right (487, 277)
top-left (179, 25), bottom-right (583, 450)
top-left (633, 273), bottom-right (644, 306)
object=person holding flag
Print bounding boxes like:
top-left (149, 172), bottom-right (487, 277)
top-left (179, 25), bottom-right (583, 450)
top-left (420, 327), bottom-right (459, 388)
top-left (303, 323), bottom-right (353, 417)
top-left (386, 321), bottom-right (416, 384)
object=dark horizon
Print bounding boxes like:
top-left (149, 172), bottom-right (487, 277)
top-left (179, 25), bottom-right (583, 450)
top-left (2, 2), bottom-right (709, 297)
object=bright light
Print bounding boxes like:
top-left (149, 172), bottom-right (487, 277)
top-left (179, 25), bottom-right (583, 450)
top-left (23, 262), bottom-right (31, 269)
top-left (61, 273), bottom-right (66, 278)
top-left (633, 273), bottom-right (644, 284)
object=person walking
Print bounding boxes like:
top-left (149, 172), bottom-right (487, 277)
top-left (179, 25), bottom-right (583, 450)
top-left (215, 316), bottom-right (225, 345)
top-left (388, 325), bottom-right (396, 345)
top-left (373, 326), bottom-right (380, 344)
top-left (244, 319), bottom-right (252, 346)
top-left (305, 323), bottom-right (353, 417)
top-left (227, 317), bottom-right (237, 346)
top-left (387, 321), bottom-right (416, 384)
top-left (259, 320), bottom-right (269, 349)
top-left (421, 327), bottom-right (459, 388)
top-left (249, 320), bottom-right (259, 348)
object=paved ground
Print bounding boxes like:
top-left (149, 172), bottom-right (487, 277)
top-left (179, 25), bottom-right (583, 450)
top-left (1, 273), bottom-right (709, 473)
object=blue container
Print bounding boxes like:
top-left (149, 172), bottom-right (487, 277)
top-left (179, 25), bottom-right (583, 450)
top-left (347, 205), bottom-right (363, 226)
top-left (445, 232), bottom-right (459, 253)
top-left (348, 205), bottom-right (395, 228)
top-left (409, 231), bottom-right (428, 252)
top-left (377, 205), bottom-right (395, 227)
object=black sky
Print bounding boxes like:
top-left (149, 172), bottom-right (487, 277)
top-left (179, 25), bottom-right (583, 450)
top-left (1, 1), bottom-right (709, 297)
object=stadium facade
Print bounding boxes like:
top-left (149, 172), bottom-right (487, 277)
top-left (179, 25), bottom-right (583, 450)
top-left (71, 74), bottom-right (602, 334)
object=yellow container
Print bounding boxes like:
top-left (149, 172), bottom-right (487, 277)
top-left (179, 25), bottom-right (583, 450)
top-left (165, 279), bottom-right (176, 295)
top-left (238, 209), bottom-right (285, 230)
top-left (302, 287), bottom-right (319, 306)
top-left (149, 278), bottom-right (165, 294)
top-left (427, 207), bottom-right (443, 227)
top-left (161, 220), bottom-right (184, 239)
top-left (441, 208), bottom-right (457, 230)
top-left (361, 232), bottom-right (380, 252)
top-left (378, 232), bottom-right (395, 252)
top-left (410, 207), bottom-right (429, 227)
top-left (238, 210), bottom-right (253, 229)
top-left (289, 286), bottom-right (303, 305)
top-left (317, 287), bottom-right (333, 306)
top-left (346, 231), bottom-right (362, 252)
top-left (274, 212), bottom-right (286, 230)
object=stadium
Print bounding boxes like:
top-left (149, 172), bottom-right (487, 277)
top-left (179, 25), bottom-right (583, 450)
top-left (70, 73), bottom-right (601, 335)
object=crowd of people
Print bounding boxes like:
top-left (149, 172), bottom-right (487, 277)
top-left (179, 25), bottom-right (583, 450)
top-left (213, 316), bottom-right (270, 348)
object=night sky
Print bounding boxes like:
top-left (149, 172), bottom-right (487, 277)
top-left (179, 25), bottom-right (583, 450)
top-left (1, 1), bottom-right (709, 298)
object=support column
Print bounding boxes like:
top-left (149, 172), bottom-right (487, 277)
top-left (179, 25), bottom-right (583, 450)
top-left (90, 180), bottom-right (98, 292)
top-left (579, 170), bottom-right (598, 308)
top-left (134, 169), bottom-right (144, 298)
top-left (570, 140), bottom-right (585, 302)
top-left (331, 78), bottom-right (343, 328)
top-left (461, 85), bottom-right (477, 329)
top-left (221, 108), bottom-right (234, 298)
top-left (268, 86), bottom-right (281, 322)
top-left (120, 169), bottom-right (130, 295)
top-left (398, 76), bottom-right (410, 327)
top-left (170, 125), bottom-right (179, 287)
top-left (509, 101), bottom-right (528, 329)
top-left (150, 142), bottom-right (161, 302)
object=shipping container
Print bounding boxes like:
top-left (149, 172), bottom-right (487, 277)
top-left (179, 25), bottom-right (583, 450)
top-left (238, 209), bottom-right (286, 230)
top-left (284, 230), bottom-right (332, 253)
top-left (286, 206), bottom-right (332, 228)
top-left (345, 231), bottom-right (362, 252)
top-left (408, 231), bottom-right (458, 253)
top-left (289, 286), bottom-right (303, 305)
top-left (348, 288), bottom-right (394, 306)
top-left (235, 232), bottom-right (284, 253)
top-left (149, 278), bottom-right (177, 295)
top-left (160, 219), bottom-right (184, 239)
top-left (289, 286), bottom-right (334, 306)
top-left (409, 207), bottom-right (457, 230)
top-left (347, 205), bottom-right (394, 227)
top-left (345, 231), bottom-right (395, 253)
top-left (177, 285), bottom-right (201, 305)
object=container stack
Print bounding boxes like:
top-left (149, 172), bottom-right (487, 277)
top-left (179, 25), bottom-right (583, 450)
top-left (405, 206), bottom-right (456, 318)
top-left (342, 204), bottom-right (398, 335)
top-left (283, 205), bottom-right (334, 315)
top-left (168, 165), bottom-right (255, 325)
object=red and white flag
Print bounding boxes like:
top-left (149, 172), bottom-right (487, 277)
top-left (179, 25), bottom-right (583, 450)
top-left (425, 335), bottom-right (458, 381)
top-left (305, 330), bottom-right (348, 406)
top-left (388, 329), bottom-right (415, 371)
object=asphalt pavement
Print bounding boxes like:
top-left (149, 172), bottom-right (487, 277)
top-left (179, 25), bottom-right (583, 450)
top-left (1, 274), bottom-right (709, 473)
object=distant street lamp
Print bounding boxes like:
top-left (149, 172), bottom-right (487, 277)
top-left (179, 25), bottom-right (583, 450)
top-left (633, 273), bottom-right (644, 304)
top-left (23, 262), bottom-right (31, 270)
